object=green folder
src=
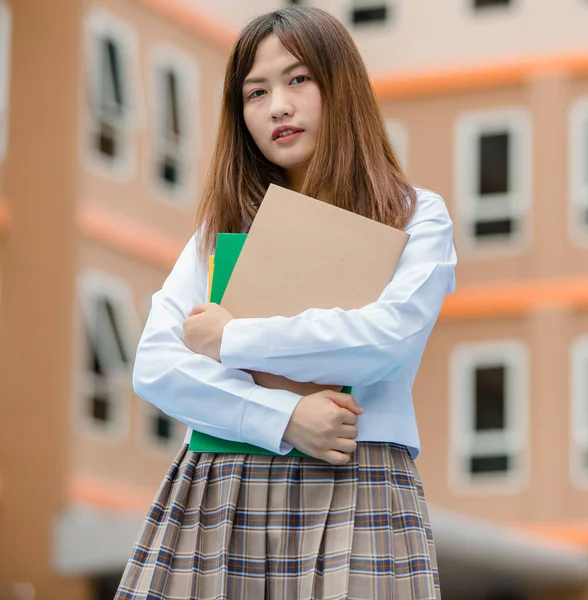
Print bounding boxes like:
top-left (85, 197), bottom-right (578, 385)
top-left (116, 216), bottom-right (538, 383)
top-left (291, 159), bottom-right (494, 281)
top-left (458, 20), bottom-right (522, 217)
top-left (188, 233), bottom-right (351, 457)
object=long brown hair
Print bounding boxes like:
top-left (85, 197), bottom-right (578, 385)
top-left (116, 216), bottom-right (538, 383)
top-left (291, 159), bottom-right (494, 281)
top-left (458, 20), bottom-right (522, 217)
top-left (195, 6), bottom-right (417, 255)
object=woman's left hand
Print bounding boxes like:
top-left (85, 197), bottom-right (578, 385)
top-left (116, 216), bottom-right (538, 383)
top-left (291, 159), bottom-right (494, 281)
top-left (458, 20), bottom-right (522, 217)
top-left (183, 303), bottom-right (234, 361)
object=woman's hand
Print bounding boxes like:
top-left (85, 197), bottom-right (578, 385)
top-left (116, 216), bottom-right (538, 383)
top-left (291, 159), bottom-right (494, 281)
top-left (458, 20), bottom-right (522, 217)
top-left (183, 303), bottom-right (234, 361)
top-left (283, 391), bottom-right (364, 465)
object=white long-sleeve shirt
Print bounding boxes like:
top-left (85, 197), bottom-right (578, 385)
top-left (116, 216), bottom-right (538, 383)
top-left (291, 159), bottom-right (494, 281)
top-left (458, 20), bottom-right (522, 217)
top-left (132, 187), bottom-right (457, 458)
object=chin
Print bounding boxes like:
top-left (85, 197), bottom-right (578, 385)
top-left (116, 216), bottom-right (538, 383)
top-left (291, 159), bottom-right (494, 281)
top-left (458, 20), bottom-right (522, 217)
top-left (271, 155), bottom-right (313, 171)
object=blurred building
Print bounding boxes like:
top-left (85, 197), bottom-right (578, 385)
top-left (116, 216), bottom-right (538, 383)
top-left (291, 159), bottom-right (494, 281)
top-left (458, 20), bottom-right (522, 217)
top-left (1, 1), bottom-right (588, 599)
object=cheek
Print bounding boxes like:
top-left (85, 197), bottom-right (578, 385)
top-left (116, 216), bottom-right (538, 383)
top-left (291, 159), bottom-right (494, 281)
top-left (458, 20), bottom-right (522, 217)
top-left (243, 109), bottom-right (260, 144)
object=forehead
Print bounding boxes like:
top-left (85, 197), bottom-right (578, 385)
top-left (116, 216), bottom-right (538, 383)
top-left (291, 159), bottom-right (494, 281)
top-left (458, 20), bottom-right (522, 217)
top-left (247, 34), bottom-right (299, 76)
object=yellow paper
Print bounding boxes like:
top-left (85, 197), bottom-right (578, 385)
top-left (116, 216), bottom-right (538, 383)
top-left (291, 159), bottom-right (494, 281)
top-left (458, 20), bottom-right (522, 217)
top-left (207, 255), bottom-right (215, 302)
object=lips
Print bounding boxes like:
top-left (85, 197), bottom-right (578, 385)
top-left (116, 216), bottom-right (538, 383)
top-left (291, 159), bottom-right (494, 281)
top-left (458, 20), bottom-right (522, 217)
top-left (272, 126), bottom-right (304, 141)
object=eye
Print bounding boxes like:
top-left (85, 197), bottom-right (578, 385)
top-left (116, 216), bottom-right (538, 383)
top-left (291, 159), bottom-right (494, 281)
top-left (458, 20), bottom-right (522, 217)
top-left (290, 75), bottom-right (310, 85)
top-left (246, 89), bottom-right (266, 100)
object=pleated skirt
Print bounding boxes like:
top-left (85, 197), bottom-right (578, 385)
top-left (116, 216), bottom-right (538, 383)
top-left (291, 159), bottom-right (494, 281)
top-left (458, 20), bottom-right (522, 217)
top-left (115, 442), bottom-right (441, 600)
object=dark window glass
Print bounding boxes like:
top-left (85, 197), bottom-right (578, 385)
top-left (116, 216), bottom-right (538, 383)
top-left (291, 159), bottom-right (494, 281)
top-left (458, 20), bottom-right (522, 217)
top-left (479, 132), bottom-right (509, 195)
top-left (160, 157), bottom-right (180, 186)
top-left (87, 325), bottom-right (112, 424)
top-left (159, 68), bottom-right (183, 187)
top-left (94, 37), bottom-right (126, 159)
top-left (473, 0), bottom-right (511, 8)
top-left (91, 396), bottom-right (110, 422)
top-left (474, 219), bottom-right (514, 238)
top-left (153, 412), bottom-right (174, 441)
top-left (470, 455), bottom-right (510, 474)
top-left (102, 298), bottom-right (129, 364)
top-left (351, 4), bottom-right (388, 25)
top-left (165, 70), bottom-right (181, 141)
top-left (88, 330), bottom-right (103, 376)
top-left (103, 38), bottom-right (123, 108)
top-left (97, 123), bottom-right (117, 158)
top-left (474, 366), bottom-right (506, 431)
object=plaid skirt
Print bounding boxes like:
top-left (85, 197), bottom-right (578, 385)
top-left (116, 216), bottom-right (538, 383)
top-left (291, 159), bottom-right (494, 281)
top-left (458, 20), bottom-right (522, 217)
top-left (115, 442), bottom-right (441, 600)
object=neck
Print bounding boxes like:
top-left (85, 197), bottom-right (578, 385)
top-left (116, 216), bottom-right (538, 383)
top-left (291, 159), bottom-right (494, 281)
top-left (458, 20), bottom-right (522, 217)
top-left (285, 166), bottom-right (307, 194)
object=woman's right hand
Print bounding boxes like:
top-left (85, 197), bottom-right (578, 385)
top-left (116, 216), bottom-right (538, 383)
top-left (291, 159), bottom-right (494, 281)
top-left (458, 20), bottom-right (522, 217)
top-left (282, 391), bottom-right (364, 465)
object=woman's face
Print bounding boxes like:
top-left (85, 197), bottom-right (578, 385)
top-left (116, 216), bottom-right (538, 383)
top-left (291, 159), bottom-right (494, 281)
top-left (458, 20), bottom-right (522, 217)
top-left (242, 35), bottom-right (322, 186)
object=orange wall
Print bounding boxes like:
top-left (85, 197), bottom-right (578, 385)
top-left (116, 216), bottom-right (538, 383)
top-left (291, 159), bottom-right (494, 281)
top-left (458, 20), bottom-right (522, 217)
top-left (0, 0), bottom-right (90, 597)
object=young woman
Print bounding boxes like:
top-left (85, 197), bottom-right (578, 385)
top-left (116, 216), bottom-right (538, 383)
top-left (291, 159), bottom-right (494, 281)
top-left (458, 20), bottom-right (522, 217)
top-left (116, 6), bottom-right (456, 600)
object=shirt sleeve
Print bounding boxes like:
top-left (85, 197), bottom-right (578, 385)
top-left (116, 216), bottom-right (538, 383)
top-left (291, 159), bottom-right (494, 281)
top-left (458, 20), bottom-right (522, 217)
top-left (132, 233), bottom-right (302, 455)
top-left (219, 190), bottom-right (458, 388)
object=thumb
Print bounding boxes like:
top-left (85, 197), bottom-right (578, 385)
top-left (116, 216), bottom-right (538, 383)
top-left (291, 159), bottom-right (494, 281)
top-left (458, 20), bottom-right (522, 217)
top-left (327, 391), bottom-right (364, 415)
top-left (189, 304), bottom-right (208, 317)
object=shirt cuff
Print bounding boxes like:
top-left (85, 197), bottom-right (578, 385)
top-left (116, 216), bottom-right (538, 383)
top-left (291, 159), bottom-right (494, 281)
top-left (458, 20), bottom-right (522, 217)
top-left (221, 318), bottom-right (267, 371)
top-left (240, 385), bottom-right (302, 455)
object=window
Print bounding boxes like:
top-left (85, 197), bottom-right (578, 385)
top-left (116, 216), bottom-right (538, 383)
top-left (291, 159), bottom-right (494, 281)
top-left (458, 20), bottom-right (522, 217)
top-left (472, 0), bottom-right (512, 9)
top-left (150, 45), bottom-right (198, 203)
top-left (571, 336), bottom-right (588, 486)
top-left (79, 272), bottom-right (137, 438)
top-left (455, 108), bottom-right (531, 250)
top-left (351, 1), bottom-right (390, 26)
top-left (569, 97), bottom-right (588, 243)
top-left (0, 2), bottom-right (12, 162)
top-left (143, 403), bottom-right (181, 451)
top-left (385, 119), bottom-right (408, 172)
top-left (84, 9), bottom-right (138, 179)
top-left (450, 341), bottom-right (528, 489)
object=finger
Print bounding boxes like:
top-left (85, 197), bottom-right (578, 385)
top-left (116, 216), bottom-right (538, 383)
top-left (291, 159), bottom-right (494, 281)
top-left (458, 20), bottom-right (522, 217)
top-left (339, 410), bottom-right (358, 426)
top-left (189, 304), bottom-right (209, 317)
top-left (331, 437), bottom-right (358, 454)
top-left (338, 424), bottom-right (359, 439)
top-left (326, 392), bottom-right (363, 414)
top-left (323, 450), bottom-right (352, 466)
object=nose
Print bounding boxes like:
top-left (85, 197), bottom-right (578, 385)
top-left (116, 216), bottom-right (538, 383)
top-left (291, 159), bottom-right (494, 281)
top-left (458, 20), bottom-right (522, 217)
top-left (269, 87), bottom-right (294, 121)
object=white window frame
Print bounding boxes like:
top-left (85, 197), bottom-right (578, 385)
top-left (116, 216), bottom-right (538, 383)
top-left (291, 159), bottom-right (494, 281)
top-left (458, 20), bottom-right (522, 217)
top-left (149, 44), bottom-right (199, 206)
top-left (454, 107), bottom-right (532, 255)
top-left (569, 97), bottom-right (588, 245)
top-left (0, 2), bottom-right (12, 163)
top-left (449, 340), bottom-right (529, 493)
top-left (385, 119), bottom-right (408, 173)
top-left (571, 336), bottom-right (588, 488)
top-left (82, 8), bottom-right (139, 181)
top-left (349, 0), bottom-right (395, 29)
top-left (76, 271), bottom-right (139, 441)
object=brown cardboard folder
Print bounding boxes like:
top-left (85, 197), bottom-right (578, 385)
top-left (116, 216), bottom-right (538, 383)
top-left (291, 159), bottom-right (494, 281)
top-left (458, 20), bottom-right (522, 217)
top-left (220, 184), bottom-right (410, 396)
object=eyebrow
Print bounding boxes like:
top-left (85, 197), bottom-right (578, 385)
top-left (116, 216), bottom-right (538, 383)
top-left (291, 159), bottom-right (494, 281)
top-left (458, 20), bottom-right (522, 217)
top-left (242, 61), bottom-right (306, 87)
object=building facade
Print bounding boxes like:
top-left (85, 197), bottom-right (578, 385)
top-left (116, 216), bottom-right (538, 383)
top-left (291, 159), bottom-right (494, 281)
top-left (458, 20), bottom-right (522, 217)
top-left (1, 1), bottom-right (588, 599)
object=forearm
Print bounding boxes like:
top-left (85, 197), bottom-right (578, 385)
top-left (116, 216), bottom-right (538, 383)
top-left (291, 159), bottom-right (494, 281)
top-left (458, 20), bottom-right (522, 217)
top-left (133, 330), bottom-right (302, 454)
top-left (219, 260), bottom-right (453, 386)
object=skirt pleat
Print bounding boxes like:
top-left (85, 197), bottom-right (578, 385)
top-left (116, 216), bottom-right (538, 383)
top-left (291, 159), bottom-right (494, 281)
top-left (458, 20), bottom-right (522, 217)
top-left (115, 443), bottom-right (441, 600)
